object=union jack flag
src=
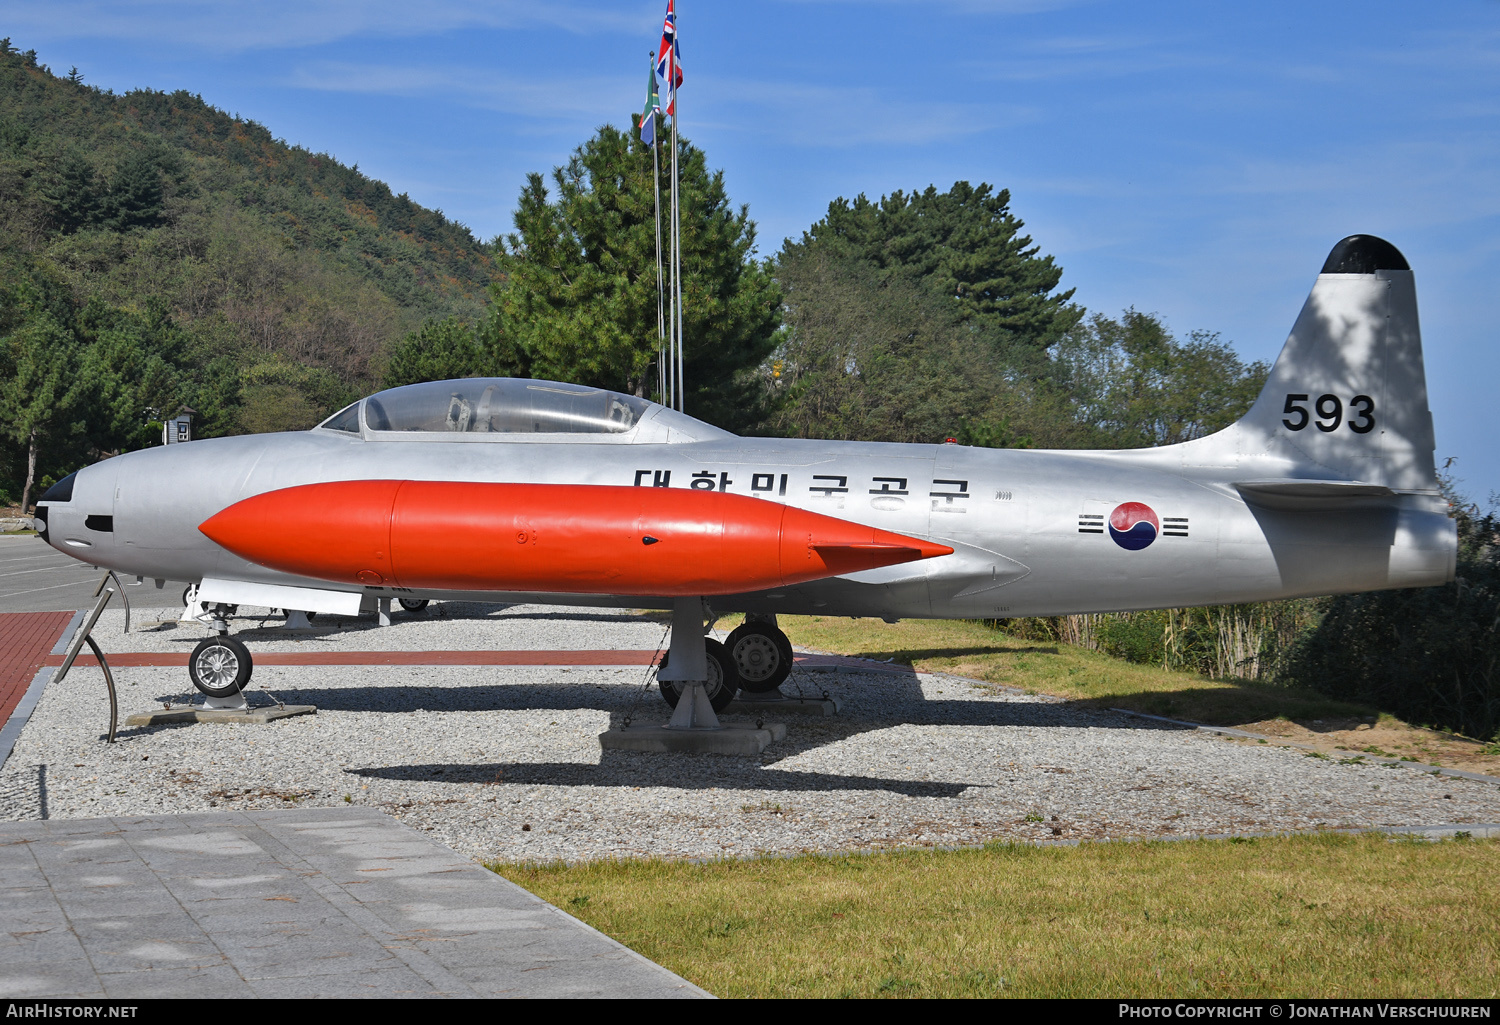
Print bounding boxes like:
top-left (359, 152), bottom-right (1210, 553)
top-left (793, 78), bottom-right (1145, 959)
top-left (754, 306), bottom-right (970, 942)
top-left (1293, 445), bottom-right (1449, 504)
top-left (654, 0), bottom-right (683, 116)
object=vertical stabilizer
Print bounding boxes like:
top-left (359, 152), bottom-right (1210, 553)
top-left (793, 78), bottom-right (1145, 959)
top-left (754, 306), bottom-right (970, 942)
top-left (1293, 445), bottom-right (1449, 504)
top-left (1189, 236), bottom-right (1438, 492)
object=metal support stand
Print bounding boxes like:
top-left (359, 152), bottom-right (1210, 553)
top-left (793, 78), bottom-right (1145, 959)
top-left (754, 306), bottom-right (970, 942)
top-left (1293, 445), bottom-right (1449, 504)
top-left (53, 574), bottom-right (121, 743)
top-left (659, 596), bottom-right (719, 731)
top-left (284, 610), bottom-right (313, 631)
top-left (597, 596), bottom-right (786, 755)
top-left (110, 571), bottom-right (131, 634)
top-left (378, 597), bottom-right (392, 628)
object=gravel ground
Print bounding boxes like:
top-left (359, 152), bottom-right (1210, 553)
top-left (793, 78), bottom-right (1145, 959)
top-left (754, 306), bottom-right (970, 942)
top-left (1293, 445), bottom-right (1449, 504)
top-left (3, 604), bottom-right (1498, 863)
top-left (80, 601), bottom-right (679, 653)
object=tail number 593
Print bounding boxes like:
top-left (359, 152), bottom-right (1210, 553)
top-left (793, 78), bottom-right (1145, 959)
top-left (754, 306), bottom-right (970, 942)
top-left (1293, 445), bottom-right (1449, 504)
top-left (1282, 394), bottom-right (1375, 434)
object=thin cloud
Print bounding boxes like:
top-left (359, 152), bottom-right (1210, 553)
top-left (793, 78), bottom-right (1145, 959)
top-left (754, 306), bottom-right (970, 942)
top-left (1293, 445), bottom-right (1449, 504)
top-left (292, 61), bottom-right (1014, 149)
top-left (290, 62), bottom-right (637, 123)
top-left (694, 77), bottom-right (1024, 147)
top-left (783, 0), bottom-right (1090, 13)
top-left (3, 0), bottom-right (653, 51)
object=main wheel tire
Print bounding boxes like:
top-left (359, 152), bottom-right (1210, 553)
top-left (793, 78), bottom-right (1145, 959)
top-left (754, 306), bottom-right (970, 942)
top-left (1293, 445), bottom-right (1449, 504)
top-left (725, 622), bottom-right (794, 693)
top-left (398, 598), bottom-right (430, 612)
top-left (189, 636), bottom-right (253, 699)
top-left (658, 638), bottom-right (738, 712)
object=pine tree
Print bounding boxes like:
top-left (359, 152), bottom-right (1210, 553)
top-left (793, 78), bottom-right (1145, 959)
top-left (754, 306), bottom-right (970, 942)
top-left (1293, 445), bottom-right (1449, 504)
top-left (0, 307), bottom-right (81, 511)
top-left (492, 123), bottom-right (780, 431)
top-left (789, 181), bottom-right (1081, 349)
top-left (101, 150), bottom-right (164, 232)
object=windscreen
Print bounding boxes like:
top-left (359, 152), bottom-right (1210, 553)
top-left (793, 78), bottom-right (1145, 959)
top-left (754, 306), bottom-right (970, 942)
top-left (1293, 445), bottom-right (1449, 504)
top-left (362, 379), bottom-right (650, 435)
top-left (319, 402), bottom-right (361, 433)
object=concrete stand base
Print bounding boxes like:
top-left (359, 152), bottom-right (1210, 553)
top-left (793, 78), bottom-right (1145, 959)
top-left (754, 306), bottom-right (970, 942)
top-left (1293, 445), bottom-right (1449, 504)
top-left (599, 721), bottom-right (786, 755)
top-left (727, 694), bottom-right (841, 716)
top-left (125, 704), bottom-right (316, 727)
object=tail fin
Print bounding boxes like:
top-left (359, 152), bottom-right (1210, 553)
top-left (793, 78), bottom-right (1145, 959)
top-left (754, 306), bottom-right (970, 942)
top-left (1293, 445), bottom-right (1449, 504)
top-left (1192, 235), bottom-right (1438, 493)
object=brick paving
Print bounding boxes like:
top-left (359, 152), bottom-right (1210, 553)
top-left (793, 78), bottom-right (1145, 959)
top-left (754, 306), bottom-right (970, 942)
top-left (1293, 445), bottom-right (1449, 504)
top-left (0, 611), bottom-right (74, 728)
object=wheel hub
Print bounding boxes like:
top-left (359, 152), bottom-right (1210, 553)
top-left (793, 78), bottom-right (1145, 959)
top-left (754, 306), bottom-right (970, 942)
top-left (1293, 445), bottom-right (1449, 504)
top-left (734, 635), bottom-right (780, 682)
top-left (195, 648), bottom-right (240, 689)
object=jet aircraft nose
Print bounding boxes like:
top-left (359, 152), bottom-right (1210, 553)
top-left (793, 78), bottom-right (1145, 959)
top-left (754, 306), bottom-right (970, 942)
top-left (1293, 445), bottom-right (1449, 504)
top-left (34, 461), bottom-right (118, 559)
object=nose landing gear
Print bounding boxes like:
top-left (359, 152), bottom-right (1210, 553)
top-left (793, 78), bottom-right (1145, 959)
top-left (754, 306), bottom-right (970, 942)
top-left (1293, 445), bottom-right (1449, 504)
top-left (188, 635), bottom-right (253, 700)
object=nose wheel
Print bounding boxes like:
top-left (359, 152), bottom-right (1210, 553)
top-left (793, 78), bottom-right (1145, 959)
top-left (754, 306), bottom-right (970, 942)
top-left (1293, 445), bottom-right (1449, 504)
top-left (724, 621), bottom-right (794, 693)
top-left (188, 635), bottom-right (253, 699)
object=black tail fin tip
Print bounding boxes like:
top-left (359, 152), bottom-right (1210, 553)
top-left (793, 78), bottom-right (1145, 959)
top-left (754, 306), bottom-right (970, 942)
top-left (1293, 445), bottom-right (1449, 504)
top-left (1321, 235), bottom-right (1409, 274)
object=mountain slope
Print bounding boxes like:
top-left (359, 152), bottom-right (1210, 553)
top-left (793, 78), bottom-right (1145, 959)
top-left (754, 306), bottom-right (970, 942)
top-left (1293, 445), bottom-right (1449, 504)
top-left (0, 39), bottom-right (496, 386)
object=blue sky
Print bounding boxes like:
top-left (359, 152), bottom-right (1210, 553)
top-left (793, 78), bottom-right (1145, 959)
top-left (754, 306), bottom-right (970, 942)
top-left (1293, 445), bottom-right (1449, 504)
top-left (7, 1), bottom-right (1499, 498)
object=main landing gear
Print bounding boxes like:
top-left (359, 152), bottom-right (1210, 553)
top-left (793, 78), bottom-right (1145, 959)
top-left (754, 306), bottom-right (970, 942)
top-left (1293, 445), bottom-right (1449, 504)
top-left (599, 596), bottom-right (784, 755)
top-left (657, 638), bottom-right (737, 712)
top-left (656, 613), bottom-right (794, 709)
top-left (724, 615), bottom-right (794, 694)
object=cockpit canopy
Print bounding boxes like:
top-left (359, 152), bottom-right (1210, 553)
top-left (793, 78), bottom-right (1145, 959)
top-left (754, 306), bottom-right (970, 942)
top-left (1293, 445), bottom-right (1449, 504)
top-left (317, 378), bottom-right (729, 444)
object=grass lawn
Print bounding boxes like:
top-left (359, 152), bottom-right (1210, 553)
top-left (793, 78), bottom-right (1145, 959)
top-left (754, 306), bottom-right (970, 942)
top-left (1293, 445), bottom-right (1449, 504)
top-left (771, 614), bottom-right (1362, 723)
top-left (752, 615), bottom-right (1500, 775)
top-left (495, 833), bottom-right (1500, 998)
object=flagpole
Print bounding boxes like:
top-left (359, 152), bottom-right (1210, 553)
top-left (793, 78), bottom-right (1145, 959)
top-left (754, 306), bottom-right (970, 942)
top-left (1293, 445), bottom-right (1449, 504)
top-left (670, 101), bottom-right (683, 412)
top-left (654, 134), bottom-right (667, 407)
top-left (651, 70), bottom-right (666, 407)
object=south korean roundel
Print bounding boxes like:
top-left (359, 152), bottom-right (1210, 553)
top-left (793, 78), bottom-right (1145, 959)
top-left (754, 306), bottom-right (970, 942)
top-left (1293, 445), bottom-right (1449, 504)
top-left (1109, 502), bottom-right (1159, 551)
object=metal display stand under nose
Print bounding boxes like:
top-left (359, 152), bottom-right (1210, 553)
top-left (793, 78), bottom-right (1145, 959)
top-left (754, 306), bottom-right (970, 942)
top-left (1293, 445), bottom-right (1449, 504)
top-left (52, 572), bottom-right (127, 743)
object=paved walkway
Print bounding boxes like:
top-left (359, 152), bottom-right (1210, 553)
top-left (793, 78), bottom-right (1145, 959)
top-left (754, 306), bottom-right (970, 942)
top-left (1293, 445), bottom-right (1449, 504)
top-left (0, 808), bottom-right (707, 998)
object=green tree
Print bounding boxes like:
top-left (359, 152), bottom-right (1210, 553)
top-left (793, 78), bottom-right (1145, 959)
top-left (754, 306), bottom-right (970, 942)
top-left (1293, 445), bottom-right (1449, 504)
top-left (763, 247), bottom-right (1084, 447)
top-left (0, 308), bottom-right (81, 511)
top-left (40, 150), bottom-right (101, 234)
top-left (99, 149), bottom-right (165, 232)
top-left (73, 296), bottom-right (189, 455)
top-left (1053, 310), bottom-right (1268, 448)
top-left (792, 181), bottom-right (1082, 350)
top-left (492, 123), bottom-right (780, 430)
top-left (382, 316), bottom-right (489, 388)
top-left (235, 358), bottom-right (355, 434)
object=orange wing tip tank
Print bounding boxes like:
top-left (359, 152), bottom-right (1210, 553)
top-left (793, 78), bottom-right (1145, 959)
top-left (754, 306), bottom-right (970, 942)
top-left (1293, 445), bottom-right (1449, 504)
top-left (198, 480), bottom-right (954, 596)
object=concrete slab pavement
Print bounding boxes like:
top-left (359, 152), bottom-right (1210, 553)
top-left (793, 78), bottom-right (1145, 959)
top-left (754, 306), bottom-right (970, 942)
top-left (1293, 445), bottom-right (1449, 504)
top-left (0, 808), bottom-right (709, 998)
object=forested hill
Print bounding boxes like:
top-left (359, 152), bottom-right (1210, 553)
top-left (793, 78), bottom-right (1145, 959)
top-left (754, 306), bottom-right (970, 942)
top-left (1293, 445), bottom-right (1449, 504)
top-left (0, 38), bottom-right (496, 474)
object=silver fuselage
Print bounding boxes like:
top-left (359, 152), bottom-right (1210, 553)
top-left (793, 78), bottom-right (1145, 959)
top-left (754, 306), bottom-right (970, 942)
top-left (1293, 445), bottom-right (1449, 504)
top-left (38, 420), bottom-right (1456, 620)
